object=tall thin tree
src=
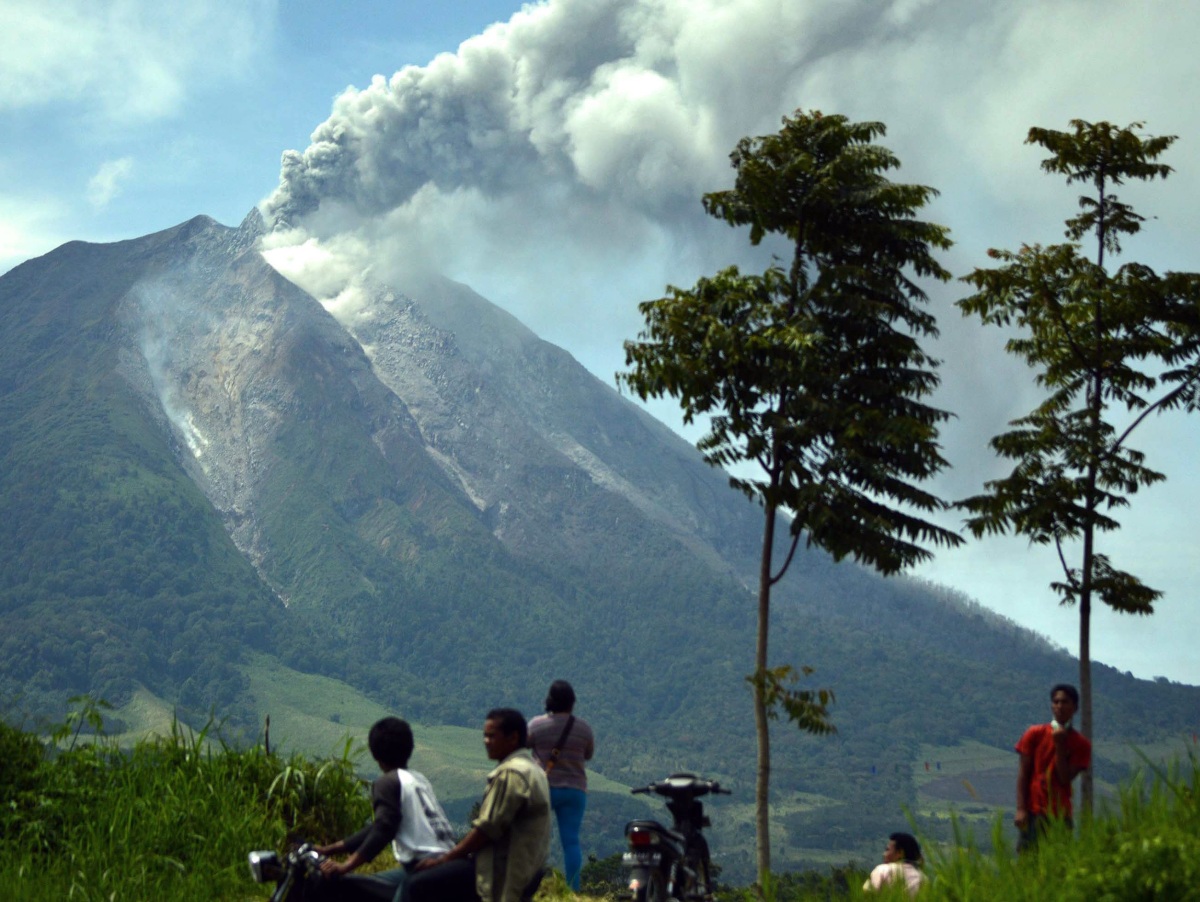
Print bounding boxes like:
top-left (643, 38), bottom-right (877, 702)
top-left (621, 110), bottom-right (962, 885)
top-left (958, 120), bottom-right (1200, 812)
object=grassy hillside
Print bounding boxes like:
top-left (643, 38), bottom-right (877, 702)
top-left (3, 702), bottom-right (1198, 901)
top-left (91, 659), bottom-right (1200, 884)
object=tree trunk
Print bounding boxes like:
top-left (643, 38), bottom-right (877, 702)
top-left (754, 501), bottom-right (777, 887)
top-left (1079, 586), bottom-right (1093, 815)
top-left (1079, 183), bottom-right (1108, 819)
top-left (1078, 361), bottom-right (1102, 818)
top-left (1079, 467), bottom-right (1096, 817)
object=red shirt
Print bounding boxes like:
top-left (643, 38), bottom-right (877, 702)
top-left (1015, 723), bottom-right (1092, 817)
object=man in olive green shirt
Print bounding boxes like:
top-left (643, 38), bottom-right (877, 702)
top-left (413, 708), bottom-right (550, 902)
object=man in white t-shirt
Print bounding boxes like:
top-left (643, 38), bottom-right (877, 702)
top-left (863, 832), bottom-right (927, 896)
top-left (314, 716), bottom-right (456, 900)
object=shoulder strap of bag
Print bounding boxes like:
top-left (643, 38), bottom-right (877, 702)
top-left (543, 715), bottom-right (576, 774)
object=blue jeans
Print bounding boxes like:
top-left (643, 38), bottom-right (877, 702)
top-left (551, 787), bottom-right (587, 891)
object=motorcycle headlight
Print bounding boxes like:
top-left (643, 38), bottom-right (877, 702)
top-left (248, 850), bottom-right (282, 883)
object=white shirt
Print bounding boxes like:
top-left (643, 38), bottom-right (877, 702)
top-left (863, 861), bottom-right (926, 896)
top-left (391, 769), bottom-right (455, 864)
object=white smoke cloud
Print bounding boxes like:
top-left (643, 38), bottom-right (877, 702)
top-left (262, 0), bottom-right (1200, 441)
top-left (262, 0), bottom-right (1200, 303)
top-left (86, 157), bottom-right (134, 209)
top-left (258, 0), bottom-right (1200, 448)
top-left (259, 0), bottom-right (1200, 681)
top-left (264, 0), bottom-right (840, 230)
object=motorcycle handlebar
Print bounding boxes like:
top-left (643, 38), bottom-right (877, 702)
top-left (629, 777), bottom-right (730, 796)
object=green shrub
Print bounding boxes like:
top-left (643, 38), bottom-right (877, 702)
top-left (919, 752), bottom-right (1200, 901)
top-left (0, 699), bottom-right (370, 900)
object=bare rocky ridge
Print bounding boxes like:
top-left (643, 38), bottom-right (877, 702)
top-left (337, 274), bottom-right (753, 577)
top-left (108, 213), bottom-right (759, 593)
top-left (114, 215), bottom-right (436, 600)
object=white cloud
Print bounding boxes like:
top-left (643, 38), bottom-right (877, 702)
top-left (86, 157), bottom-right (134, 209)
top-left (0, 0), bottom-right (275, 121)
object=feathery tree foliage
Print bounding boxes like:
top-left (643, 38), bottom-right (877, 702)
top-left (620, 110), bottom-right (962, 884)
top-left (958, 119), bottom-right (1200, 813)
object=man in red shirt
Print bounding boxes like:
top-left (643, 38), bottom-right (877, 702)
top-left (1014, 683), bottom-right (1092, 852)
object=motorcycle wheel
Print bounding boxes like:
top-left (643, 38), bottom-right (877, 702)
top-left (630, 867), bottom-right (667, 902)
top-left (687, 854), bottom-right (712, 901)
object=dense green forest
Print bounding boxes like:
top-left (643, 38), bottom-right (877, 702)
top-left (0, 330), bottom-right (286, 726)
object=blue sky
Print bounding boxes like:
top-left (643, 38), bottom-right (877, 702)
top-left (4, 0), bottom-right (1200, 687)
top-left (0, 1), bottom-right (530, 262)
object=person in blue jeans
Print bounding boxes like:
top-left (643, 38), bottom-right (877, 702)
top-left (527, 680), bottom-right (595, 892)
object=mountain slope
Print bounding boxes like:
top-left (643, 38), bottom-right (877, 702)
top-left (2, 215), bottom-right (1197, 877)
top-left (0, 220), bottom-right (287, 718)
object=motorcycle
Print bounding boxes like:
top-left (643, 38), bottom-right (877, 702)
top-left (248, 842), bottom-right (326, 901)
top-left (622, 773), bottom-right (729, 902)
top-left (247, 843), bottom-right (542, 902)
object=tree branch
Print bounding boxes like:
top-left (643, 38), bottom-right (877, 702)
top-left (770, 528), bottom-right (804, 586)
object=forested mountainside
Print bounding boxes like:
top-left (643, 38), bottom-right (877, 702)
top-left (2, 215), bottom-right (1196, 875)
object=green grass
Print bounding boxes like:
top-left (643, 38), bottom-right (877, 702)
top-left (1, 704), bottom-right (369, 901)
top-left (909, 752), bottom-right (1200, 900)
top-left (6, 699), bottom-right (1198, 901)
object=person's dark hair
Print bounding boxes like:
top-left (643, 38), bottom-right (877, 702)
top-left (486, 708), bottom-right (528, 747)
top-left (1051, 683), bottom-right (1080, 706)
top-left (889, 832), bottom-right (922, 864)
top-left (368, 717), bottom-right (414, 769)
top-left (545, 680), bottom-right (576, 714)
